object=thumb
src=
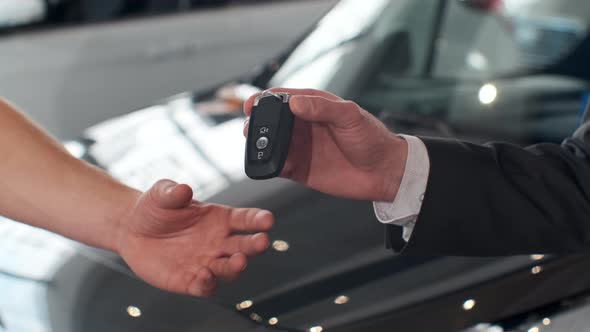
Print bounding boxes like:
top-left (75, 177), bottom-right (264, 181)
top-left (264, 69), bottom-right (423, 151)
top-left (289, 95), bottom-right (363, 129)
top-left (148, 179), bottom-right (194, 209)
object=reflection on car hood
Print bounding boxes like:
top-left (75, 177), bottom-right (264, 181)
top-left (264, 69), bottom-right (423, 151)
top-left (83, 93), bottom-right (247, 200)
top-left (0, 217), bottom-right (77, 332)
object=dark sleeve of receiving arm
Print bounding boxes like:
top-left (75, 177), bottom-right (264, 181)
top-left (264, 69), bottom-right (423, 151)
top-left (386, 117), bottom-right (590, 256)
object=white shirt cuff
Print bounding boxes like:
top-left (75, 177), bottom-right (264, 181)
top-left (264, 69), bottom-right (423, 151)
top-left (373, 135), bottom-right (430, 242)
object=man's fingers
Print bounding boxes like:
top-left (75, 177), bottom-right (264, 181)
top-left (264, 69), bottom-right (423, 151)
top-left (243, 88), bottom-right (343, 117)
top-left (243, 117), bottom-right (249, 137)
top-left (229, 208), bottom-right (274, 232)
top-left (188, 267), bottom-right (218, 297)
top-left (209, 253), bottom-right (248, 282)
top-left (223, 233), bottom-right (271, 256)
top-left (289, 95), bottom-right (363, 129)
top-left (148, 179), bottom-right (194, 209)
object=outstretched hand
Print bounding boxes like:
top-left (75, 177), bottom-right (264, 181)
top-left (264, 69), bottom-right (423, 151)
top-left (244, 88), bottom-right (408, 202)
top-left (116, 180), bottom-right (274, 297)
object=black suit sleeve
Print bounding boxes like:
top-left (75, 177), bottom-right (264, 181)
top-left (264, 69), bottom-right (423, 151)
top-left (386, 113), bottom-right (590, 256)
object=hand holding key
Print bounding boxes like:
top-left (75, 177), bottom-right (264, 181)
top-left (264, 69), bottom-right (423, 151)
top-left (243, 88), bottom-right (409, 202)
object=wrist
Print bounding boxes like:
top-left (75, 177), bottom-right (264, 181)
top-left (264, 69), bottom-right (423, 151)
top-left (377, 135), bottom-right (408, 202)
top-left (109, 186), bottom-right (142, 254)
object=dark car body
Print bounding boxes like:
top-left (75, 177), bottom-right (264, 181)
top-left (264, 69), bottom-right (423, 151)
top-left (2, 0), bottom-right (590, 331)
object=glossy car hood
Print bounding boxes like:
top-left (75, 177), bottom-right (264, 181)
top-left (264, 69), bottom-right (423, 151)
top-left (3, 88), bottom-right (590, 332)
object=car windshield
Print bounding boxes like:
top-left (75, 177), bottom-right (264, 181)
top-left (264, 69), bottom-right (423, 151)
top-left (269, 0), bottom-right (590, 144)
top-left (271, 0), bottom-right (590, 85)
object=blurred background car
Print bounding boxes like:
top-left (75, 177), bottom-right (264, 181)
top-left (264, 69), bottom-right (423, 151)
top-left (1, 0), bottom-right (590, 331)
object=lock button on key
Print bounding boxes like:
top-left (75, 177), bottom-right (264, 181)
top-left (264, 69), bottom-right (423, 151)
top-left (256, 137), bottom-right (269, 150)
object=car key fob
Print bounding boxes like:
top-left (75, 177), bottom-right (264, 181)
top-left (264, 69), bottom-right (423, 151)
top-left (245, 91), bottom-right (294, 180)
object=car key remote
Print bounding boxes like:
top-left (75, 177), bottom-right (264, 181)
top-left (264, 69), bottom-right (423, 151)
top-left (245, 91), bottom-right (294, 180)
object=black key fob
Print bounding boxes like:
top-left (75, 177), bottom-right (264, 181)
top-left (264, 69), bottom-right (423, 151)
top-left (245, 91), bottom-right (294, 180)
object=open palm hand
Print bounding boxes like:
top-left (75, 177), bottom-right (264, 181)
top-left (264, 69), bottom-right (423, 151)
top-left (116, 180), bottom-right (274, 296)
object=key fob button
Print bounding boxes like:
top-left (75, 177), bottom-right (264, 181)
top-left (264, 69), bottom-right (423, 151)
top-left (256, 137), bottom-right (269, 150)
top-left (258, 126), bottom-right (270, 135)
top-left (255, 150), bottom-right (271, 161)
